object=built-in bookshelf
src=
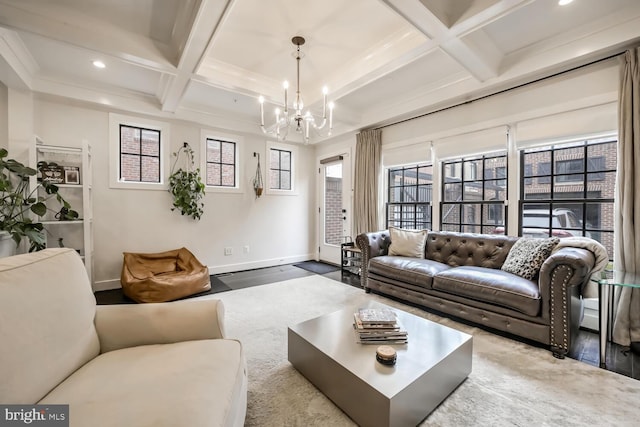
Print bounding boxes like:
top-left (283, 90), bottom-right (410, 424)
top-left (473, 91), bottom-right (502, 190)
top-left (30, 140), bottom-right (93, 283)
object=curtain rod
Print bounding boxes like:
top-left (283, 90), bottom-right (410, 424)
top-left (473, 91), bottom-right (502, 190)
top-left (376, 50), bottom-right (625, 131)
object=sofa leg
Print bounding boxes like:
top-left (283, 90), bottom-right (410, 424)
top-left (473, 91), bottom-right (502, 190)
top-left (551, 346), bottom-right (566, 359)
top-left (365, 288), bottom-right (371, 294)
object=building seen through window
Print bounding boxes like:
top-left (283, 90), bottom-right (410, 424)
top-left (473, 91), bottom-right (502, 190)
top-left (269, 148), bottom-right (292, 190)
top-left (119, 124), bottom-right (160, 183)
top-left (386, 164), bottom-right (433, 230)
top-left (441, 152), bottom-right (507, 234)
top-left (206, 138), bottom-right (236, 187)
top-left (520, 138), bottom-right (616, 259)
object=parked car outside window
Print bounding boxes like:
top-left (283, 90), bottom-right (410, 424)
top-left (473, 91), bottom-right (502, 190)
top-left (492, 208), bottom-right (590, 238)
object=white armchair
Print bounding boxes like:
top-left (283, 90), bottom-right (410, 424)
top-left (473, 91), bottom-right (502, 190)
top-left (0, 248), bottom-right (247, 427)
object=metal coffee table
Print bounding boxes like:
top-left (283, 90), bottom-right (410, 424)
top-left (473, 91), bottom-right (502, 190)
top-left (288, 301), bottom-right (472, 427)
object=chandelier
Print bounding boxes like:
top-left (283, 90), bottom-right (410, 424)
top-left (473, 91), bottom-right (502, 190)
top-left (258, 36), bottom-right (334, 143)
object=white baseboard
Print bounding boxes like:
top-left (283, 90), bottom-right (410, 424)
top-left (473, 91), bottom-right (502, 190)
top-left (93, 279), bottom-right (121, 292)
top-left (207, 254), bottom-right (313, 275)
top-left (92, 253), bottom-right (314, 292)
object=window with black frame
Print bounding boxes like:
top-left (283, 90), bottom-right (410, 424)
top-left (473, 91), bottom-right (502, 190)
top-left (119, 124), bottom-right (160, 183)
top-left (205, 138), bottom-right (236, 187)
top-left (440, 152), bottom-right (507, 234)
top-left (386, 164), bottom-right (432, 230)
top-left (520, 138), bottom-right (615, 259)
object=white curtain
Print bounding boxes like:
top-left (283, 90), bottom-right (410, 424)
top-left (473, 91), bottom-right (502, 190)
top-left (353, 129), bottom-right (381, 237)
top-left (613, 47), bottom-right (640, 346)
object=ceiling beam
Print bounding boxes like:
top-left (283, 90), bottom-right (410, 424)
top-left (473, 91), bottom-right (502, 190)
top-left (0, 28), bottom-right (37, 90)
top-left (159, 0), bottom-right (234, 112)
top-left (380, 0), bottom-right (531, 82)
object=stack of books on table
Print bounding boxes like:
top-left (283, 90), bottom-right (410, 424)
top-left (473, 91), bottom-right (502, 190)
top-left (353, 307), bottom-right (408, 344)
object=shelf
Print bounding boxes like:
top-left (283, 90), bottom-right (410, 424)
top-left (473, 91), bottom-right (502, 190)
top-left (40, 220), bottom-right (85, 225)
top-left (32, 140), bottom-right (93, 284)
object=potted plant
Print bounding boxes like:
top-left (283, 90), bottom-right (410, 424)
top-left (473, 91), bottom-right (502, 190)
top-left (253, 152), bottom-right (264, 198)
top-left (168, 143), bottom-right (205, 220)
top-left (0, 148), bottom-right (79, 255)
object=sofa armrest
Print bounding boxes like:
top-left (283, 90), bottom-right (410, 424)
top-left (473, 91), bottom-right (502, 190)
top-left (356, 230), bottom-right (391, 289)
top-left (538, 247), bottom-right (596, 357)
top-left (95, 298), bottom-right (226, 353)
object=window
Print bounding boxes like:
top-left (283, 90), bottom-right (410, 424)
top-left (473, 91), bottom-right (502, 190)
top-left (205, 138), bottom-right (236, 187)
top-left (264, 141), bottom-right (297, 195)
top-left (386, 164), bottom-right (432, 230)
top-left (269, 148), bottom-right (292, 190)
top-left (119, 125), bottom-right (160, 183)
top-left (520, 138), bottom-right (616, 258)
top-left (109, 113), bottom-right (169, 190)
top-left (440, 152), bottom-right (507, 234)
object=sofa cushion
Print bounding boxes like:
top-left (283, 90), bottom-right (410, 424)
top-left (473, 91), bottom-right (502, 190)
top-left (425, 231), bottom-right (518, 269)
top-left (433, 266), bottom-right (541, 316)
top-left (369, 256), bottom-right (451, 289)
top-left (39, 339), bottom-right (247, 427)
top-left (0, 249), bottom-right (100, 404)
top-left (388, 227), bottom-right (428, 258)
top-left (501, 237), bottom-right (559, 280)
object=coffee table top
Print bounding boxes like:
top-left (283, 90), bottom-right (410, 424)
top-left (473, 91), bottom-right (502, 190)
top-left (288, 300), bottom-right (472, 397)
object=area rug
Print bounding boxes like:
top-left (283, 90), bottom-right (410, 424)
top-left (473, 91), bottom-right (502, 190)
top-left (293, 260), bottom-right (340, 274)
top-left (204, 275), bottom-right (638, 426)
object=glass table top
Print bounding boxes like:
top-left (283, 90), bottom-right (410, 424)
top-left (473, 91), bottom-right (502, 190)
top-left (597, 270), bottom-right (640, 288)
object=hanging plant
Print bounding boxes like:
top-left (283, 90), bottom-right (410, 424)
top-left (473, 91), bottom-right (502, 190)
top-left (168, 143), bottom-right (205, 220)
top-left (253, 152), bottom-right (264, 198)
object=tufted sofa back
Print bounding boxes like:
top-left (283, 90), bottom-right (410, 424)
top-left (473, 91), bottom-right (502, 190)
top-left (425, 231), bottom-right (518, 269)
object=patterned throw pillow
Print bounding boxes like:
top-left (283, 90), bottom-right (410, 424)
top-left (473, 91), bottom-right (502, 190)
top-left (388, 226), bottom-right (428, 258)
top-left (501, 237), bottom-right (560, 280)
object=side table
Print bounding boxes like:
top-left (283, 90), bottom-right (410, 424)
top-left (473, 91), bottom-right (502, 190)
top-left (597, 270), bottom-right (640, 368)
top-left (341, 242), bottom-right (361, 276)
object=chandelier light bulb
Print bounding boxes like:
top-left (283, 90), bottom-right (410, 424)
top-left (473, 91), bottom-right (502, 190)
top-left (322, 86), bottom-right (328, 95)
top-left (258, 96), bottom-right (264, 104)
top-left (283, 81), bottom-right (289, 89)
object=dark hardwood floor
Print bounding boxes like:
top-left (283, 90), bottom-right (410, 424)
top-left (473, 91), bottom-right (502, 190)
top-left (94, 261), bottom-right (640, 380)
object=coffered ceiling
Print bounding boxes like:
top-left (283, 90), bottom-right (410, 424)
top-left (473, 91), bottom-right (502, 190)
top-left (1, 0), bottom-right (639, 143)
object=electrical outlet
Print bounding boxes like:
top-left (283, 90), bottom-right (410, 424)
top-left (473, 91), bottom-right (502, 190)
top-left (243, 245), bottom-right (250, 254)
top-left (224, 247), bottom-right (232, 256)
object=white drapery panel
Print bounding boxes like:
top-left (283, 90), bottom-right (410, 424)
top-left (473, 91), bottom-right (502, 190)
top-left (613, 47), bottom-right (640, 347)
top-left (353, 129), bottom-right (382, 238)
top-left (516, 103), bottom-right (618, 149)
top-left (432, 126), bottom-right (509, 160)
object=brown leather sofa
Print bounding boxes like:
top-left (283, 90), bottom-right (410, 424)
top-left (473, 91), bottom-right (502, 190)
top-left (356, 230), bottom-right (597, 358)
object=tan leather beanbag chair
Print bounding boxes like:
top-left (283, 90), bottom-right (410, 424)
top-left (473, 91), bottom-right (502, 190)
top-left (121, 248), bottom-right (211, 303)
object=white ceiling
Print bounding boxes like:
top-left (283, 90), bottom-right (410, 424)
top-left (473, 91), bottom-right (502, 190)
top-left (1, 0), bottom-right (639, 144)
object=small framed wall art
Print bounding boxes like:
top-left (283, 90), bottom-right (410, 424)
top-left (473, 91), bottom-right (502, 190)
top-left (63, 166), bottom-right (80, 185)
top-left (40, 165), bottom-right (64, 184)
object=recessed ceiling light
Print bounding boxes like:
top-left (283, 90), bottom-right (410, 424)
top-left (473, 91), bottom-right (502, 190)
top-left (558, 0), bottom-right (574, 5)
top-left (92, 60), bottom-right (106, 69)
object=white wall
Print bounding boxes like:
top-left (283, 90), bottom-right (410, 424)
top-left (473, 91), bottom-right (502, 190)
top-left (33, 98), bottom-right (316, 290)
top-left (0, 82), bottom-right (7, 149)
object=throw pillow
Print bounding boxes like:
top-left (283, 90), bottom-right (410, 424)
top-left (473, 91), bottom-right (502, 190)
top-left (501, 237), bottom-right (560, 280)
top-left (388, 226), bottom-right (428, 258)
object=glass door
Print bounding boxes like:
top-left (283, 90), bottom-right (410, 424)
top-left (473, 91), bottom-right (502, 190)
top-left (319, 155), bottom-right (351, 265)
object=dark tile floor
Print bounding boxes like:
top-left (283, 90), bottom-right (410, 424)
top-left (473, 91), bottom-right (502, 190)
top-left (94, 261), bottom-right (640, 380)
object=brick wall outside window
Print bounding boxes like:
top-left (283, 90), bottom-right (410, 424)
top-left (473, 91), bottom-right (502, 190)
top-left (206, 138), bottom-right (236, 187)
top-left (120, 125), bottom-right (160, 182)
